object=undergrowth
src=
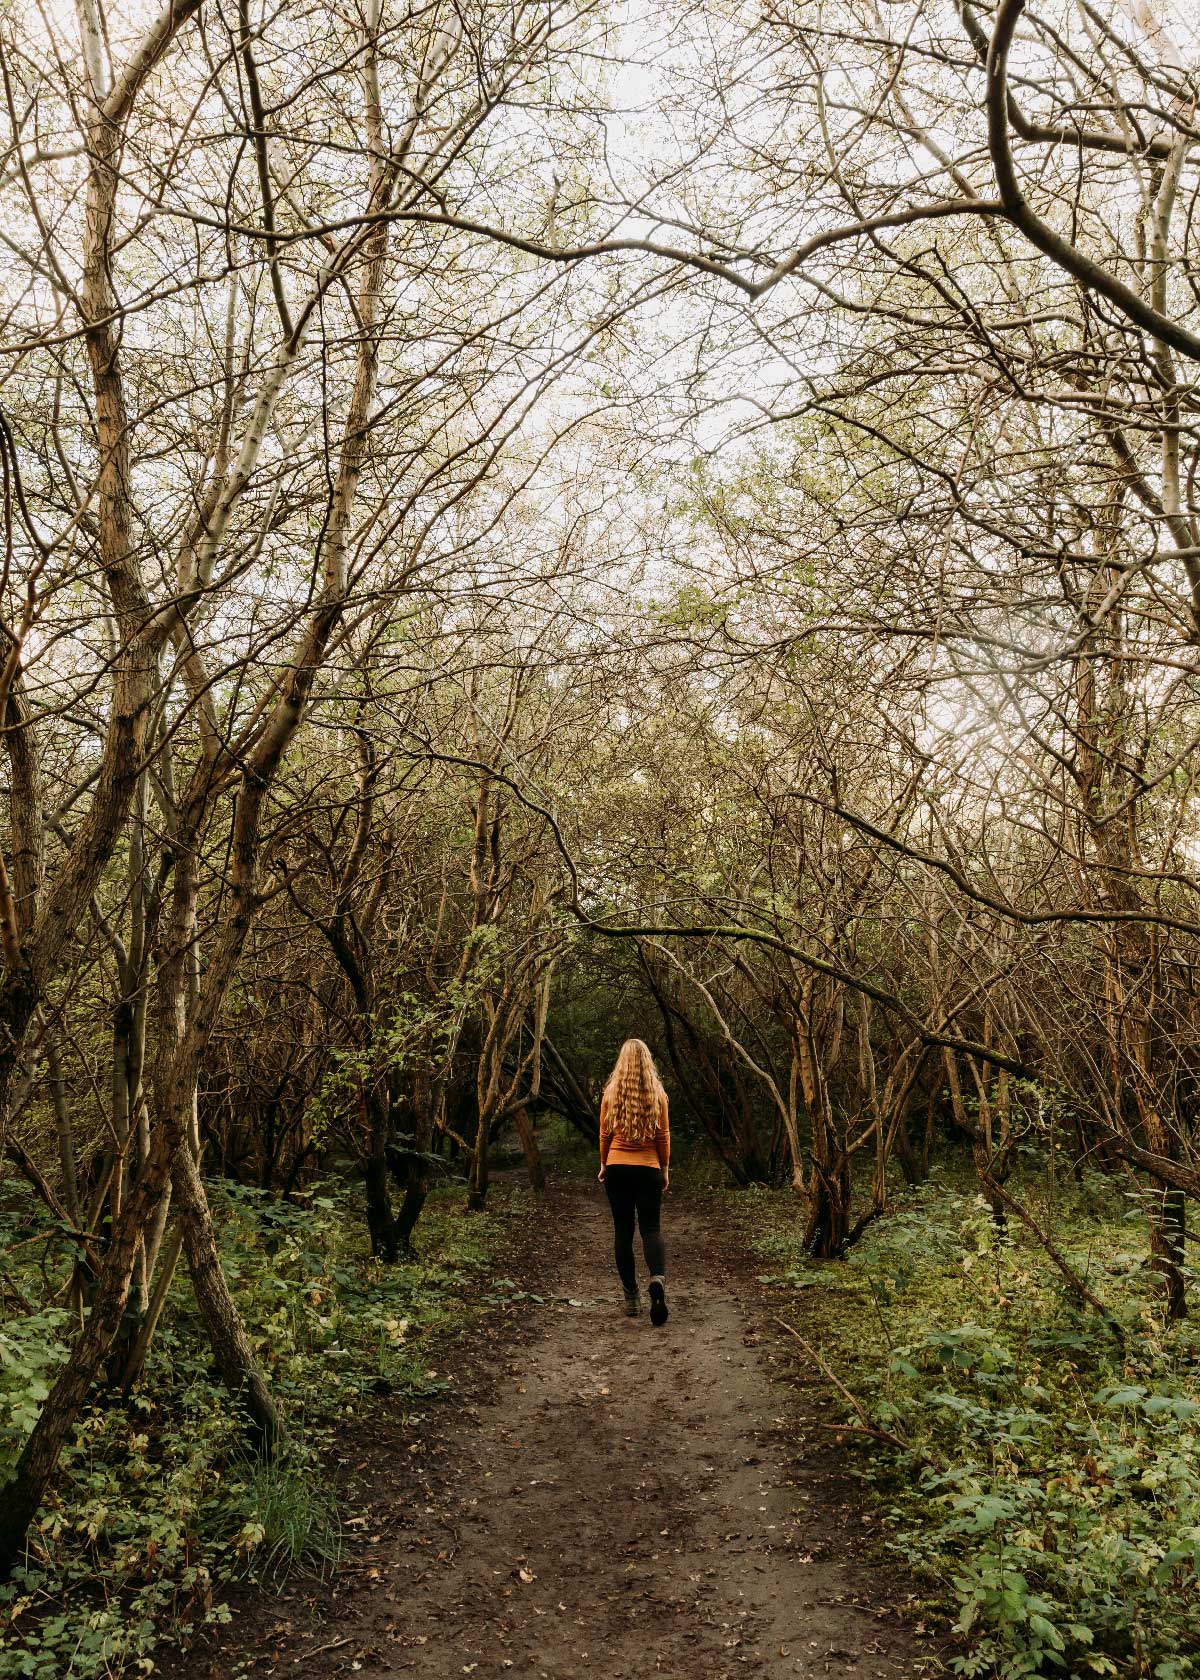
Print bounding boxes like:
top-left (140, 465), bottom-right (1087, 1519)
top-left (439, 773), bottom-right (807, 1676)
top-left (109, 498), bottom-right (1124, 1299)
top-left (749, 1167), bottom-right (1200, 1679)
top-left (0, 1178), bottom-right (520, 1678)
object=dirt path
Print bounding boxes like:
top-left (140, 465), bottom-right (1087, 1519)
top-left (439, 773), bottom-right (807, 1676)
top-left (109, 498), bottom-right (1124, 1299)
top-left (173, 1188), bottom-right (939, 1680)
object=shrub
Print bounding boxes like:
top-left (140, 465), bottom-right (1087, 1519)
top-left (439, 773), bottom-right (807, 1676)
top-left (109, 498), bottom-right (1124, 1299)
top-left (0, 1180), bottom-right (518, 1678)
top-left (753, 1172), bottom-right (1200, 1677)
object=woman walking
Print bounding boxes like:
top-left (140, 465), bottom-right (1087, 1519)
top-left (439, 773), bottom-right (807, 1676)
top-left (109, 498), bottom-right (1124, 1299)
top-left (597, 1039), bottom-right (670, 1324)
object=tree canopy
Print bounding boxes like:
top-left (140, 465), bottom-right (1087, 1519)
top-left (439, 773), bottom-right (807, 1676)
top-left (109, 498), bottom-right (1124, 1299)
top-left (2, 0), bottom-right (1200, 1670)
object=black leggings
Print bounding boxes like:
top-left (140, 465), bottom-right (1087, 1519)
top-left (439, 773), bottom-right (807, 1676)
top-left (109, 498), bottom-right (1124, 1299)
top-left (604, 1164), bottom-right (666, 1294)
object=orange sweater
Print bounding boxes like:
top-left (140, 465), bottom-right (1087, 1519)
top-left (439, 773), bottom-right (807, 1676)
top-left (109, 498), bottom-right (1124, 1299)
top-left (600, 1089), bottom-right (670, 1170)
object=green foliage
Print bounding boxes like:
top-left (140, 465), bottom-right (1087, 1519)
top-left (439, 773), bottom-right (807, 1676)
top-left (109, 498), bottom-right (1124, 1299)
top-left (0, 1181), bottom-right (519, 1678)
top-left (0, 1308), bottom-right (72, 1456)
top-left (650, 581), bottom-right (732, 631)
top-left (219, 1439), bottom-right (342, 1586)
top-left (305, 927), bottom-right (503, 1147)
top-left (3, 1386), bottom-right (240, 1679)
top-left (751, 1171), bottom-right (1200, 1678)
top-left (0, 1190), bottom-right (79, 1470)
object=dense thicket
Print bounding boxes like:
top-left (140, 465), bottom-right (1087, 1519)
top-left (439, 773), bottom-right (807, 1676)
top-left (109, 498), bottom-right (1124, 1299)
top-left (2, 0), bottom-right (1200, 1668)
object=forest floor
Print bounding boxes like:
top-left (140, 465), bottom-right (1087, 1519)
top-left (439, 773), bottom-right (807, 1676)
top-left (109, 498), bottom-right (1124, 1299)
top-left (161, 1182), bottom-right (943, 1680)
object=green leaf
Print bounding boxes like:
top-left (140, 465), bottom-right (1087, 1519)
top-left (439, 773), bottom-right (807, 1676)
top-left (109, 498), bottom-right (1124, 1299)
top-left (1028, 1614), bottom-right (1064, 1650)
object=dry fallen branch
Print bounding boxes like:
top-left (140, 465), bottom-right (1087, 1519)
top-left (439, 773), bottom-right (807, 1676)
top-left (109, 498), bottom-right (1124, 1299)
top-left (773, 1316), bottom-right (917, 1457)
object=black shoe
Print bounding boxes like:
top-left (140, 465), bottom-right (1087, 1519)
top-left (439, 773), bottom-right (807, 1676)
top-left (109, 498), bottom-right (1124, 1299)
top-left (623, 1292), bottom-right (642, 1318)
top-left (649, 1279), bottom-right (668, 1326)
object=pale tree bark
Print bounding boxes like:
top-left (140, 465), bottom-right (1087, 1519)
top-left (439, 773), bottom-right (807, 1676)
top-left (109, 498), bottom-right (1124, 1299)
top-left (0, 0), bottom-right (478, 1574)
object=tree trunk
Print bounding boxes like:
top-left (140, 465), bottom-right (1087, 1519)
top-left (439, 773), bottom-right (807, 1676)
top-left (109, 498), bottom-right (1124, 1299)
top-left (921, 1084), bottom-right (937, 1174)
top-left (119, 1222), bottom-right (184, 1393)
top-left (391, 1081), bottom-right (439, 1252)
top-left (0, 1127), bottom-right (173, 1580)
top-left (365, 1151), bottom-right (401, 1261)
top-left (172, 1140), bottom-right (284, 1451)
top-left (46, 1036), bottom-right (82, 1224)
top-left (796, 997), bottom-right (848, 1255)
top-left (394, 1169), bottom-right (429, 1252)
top-left (803, 1148), bottom-right (852, 1258)
top-left (514, 1104), bottom-right (545, 1193)
top-left (1151, 1179), bottom-right (1187, 1320)
top-left (361, 1084), bottom-right (400, 1260)
top-left (893, 1108), bottom-right (923, 1185)
top-left (466, 1108), bottom-right (490, 1211)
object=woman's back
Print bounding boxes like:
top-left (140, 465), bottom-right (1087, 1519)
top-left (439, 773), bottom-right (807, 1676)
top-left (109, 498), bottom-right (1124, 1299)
top-left (598, 1039), bottom-right (670, 1326)
top-left (600, 1085), bottom-right (669, 1168)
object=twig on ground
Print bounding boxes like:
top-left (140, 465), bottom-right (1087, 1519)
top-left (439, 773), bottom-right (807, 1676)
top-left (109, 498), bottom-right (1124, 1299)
top-left (773, 1317), bottom-right (915, 1455)
top-left (302, 1635), bottom-right (351, 1658)
top-left (979, 1175), bottom-right (1125, 1347)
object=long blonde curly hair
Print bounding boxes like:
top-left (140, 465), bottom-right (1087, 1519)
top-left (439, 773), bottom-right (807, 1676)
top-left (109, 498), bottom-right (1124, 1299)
top-left (603, 1039), bottom-right (664, 1146)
